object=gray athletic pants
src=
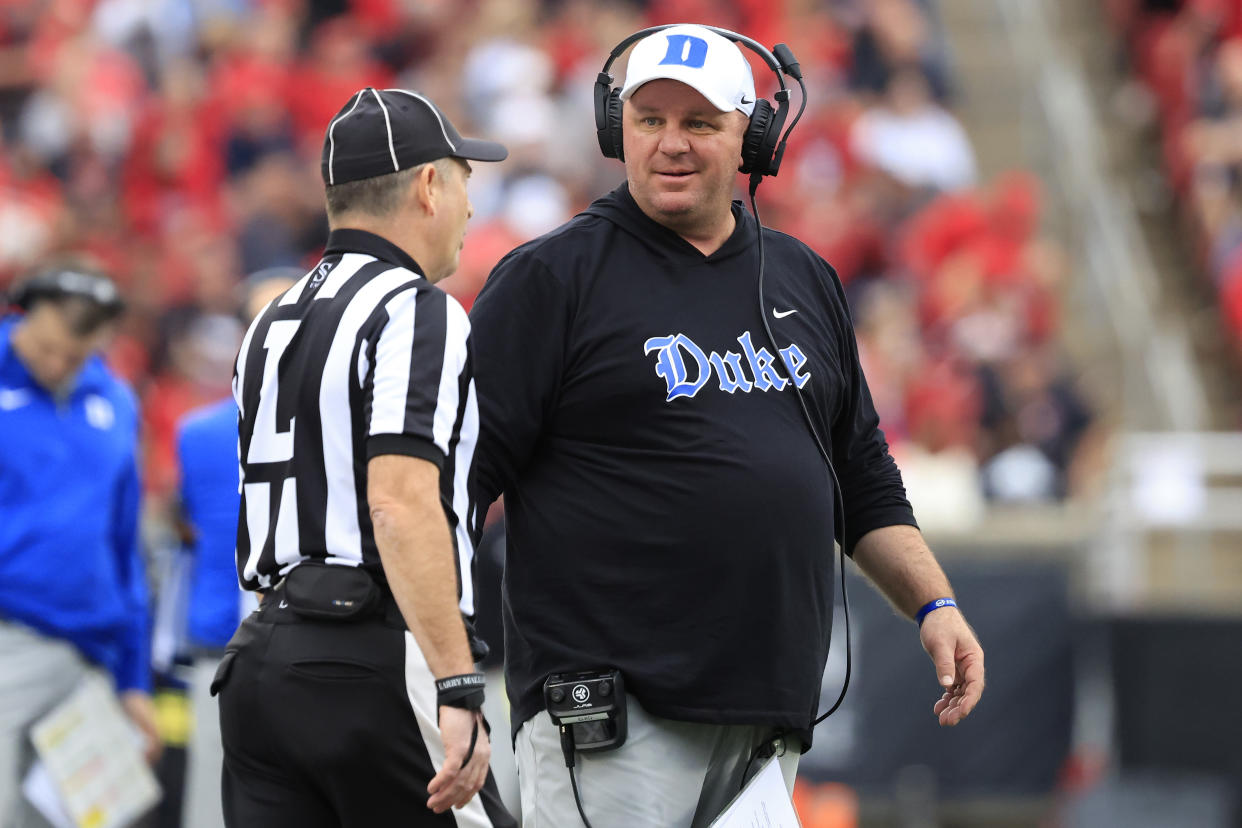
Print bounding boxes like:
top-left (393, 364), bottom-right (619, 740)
top-left (0, 620), bottom-right (94, 828)
top-left (183, 655), bottom-right (225, 828)
top-left (515, 697), bottom-right (800, 828)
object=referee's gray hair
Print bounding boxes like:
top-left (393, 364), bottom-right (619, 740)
top-left (324, 158), bottom-right (452, 220)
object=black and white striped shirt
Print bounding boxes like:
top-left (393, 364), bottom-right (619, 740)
top-left (233, 229), bottom-right (478, 614)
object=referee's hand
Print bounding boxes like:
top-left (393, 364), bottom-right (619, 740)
top-left (427, 707), bottom-right (490, 813)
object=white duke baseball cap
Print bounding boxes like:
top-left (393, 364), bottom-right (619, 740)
top-left (619, 24), bottom-right (757, 117)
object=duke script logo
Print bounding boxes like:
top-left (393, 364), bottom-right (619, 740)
top-left (643, 330), bottom-right (811, 402)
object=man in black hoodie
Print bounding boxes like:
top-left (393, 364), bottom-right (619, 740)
top-left (469, 23), bottom-right (985, 828)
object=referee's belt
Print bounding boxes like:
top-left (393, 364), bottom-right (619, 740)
top-left (266, 563), bottom-right (489, 662)
top-left (272, 562), bottom-right (404, 626)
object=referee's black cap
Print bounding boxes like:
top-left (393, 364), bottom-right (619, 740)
top-left (321, 87), bottom-right (508, 186)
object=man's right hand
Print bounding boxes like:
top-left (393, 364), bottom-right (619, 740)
top-left (426, 706), bottom-right (491, 813)
top-left (120, 690), bottom-right (163, 764)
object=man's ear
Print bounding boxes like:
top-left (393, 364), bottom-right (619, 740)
top-left (413, 162), bottom-right (439, 216)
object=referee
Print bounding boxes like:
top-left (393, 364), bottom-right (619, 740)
top-left (216, 88), bottom-right (514, 827)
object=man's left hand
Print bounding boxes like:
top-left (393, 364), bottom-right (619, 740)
top-left (120, 690), bottom-right (163, 764)
top-left (919, 608), bottom-right (985, 727)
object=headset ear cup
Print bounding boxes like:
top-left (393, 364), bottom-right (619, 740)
top-left (605, 89), bottom-right (625, 162)
top-left (740, 98), bottom-right (775, 175)
top-left (595, 79), bottom-right (619, 160)
top-left (594, 88), bottom-right (625, 161)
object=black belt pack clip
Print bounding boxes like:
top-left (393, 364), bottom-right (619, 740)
top-left (282, 562), bottom-right (380, 621)
top-left (544, 668), bottom-right (627, 753)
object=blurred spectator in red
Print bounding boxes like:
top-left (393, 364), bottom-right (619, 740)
top-left (142, 312), bottom-right (243, 501)
top-left (1115, 0), bottom-right (1242, 361)
top-left (0, 139), bottom-right (65, 283)
top-left (205, 2), bottom-right (297, 163)
top-left (898, 355), bottom-right (987, 531)
top-left (286, 15), bottom-right (393, 142)
top-left (19, 30), bottom-right (145, 173)
top-left (438, 220), bottom-right (522, 314)
top-left (856, 281), bottom-right (924, 442)
top-left (123, 59), bottom-right (226, 237)
top-left (142, 221), bottom-right (242, 500)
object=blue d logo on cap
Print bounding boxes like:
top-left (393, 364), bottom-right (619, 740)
top-left (659, 34), bottom-right (708, 69)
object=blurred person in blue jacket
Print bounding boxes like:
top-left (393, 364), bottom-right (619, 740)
top-left (176, 266), bottom-right (301, 828)
top-left (0, 263), bottom-right (160, 826)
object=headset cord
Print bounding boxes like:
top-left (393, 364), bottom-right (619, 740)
top-left (748, 171), bottom-right (852, 736)
top-left (570, 765), bottom-right (592, 828)
top-left (559, 725), bottom-right (595, 828)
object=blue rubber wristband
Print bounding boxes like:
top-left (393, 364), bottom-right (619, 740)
top-left (915, 597), bottom-right (957, 626)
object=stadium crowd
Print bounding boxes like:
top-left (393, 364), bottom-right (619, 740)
top-left (1106, 0), bottom-right (1242, 362)
top-left (0, 0), bottom-right (1097, 520)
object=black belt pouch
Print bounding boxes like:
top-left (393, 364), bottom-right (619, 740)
top-left (283, 562), bottom-right (381, 621)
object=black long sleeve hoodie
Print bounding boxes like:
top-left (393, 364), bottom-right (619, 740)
top-left (469, 184), bottom-right (915, 746)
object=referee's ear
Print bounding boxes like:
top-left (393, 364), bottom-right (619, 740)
top-left (412, 161), bottom-right (441, 218)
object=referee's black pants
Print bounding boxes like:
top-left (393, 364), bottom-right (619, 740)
top-left (214, 598), bottom-right (515, 827)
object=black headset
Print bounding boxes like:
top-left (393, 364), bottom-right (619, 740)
top-left (594, 24), bottom-right (803, 178)
top-left (8, 265), bottom-right (124, 319)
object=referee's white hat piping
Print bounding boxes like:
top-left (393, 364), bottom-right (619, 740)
top-left (619, 24), bottom-right (757, 117)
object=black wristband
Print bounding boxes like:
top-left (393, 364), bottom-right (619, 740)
top-left (436, 673), bottom-right (486, 711)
